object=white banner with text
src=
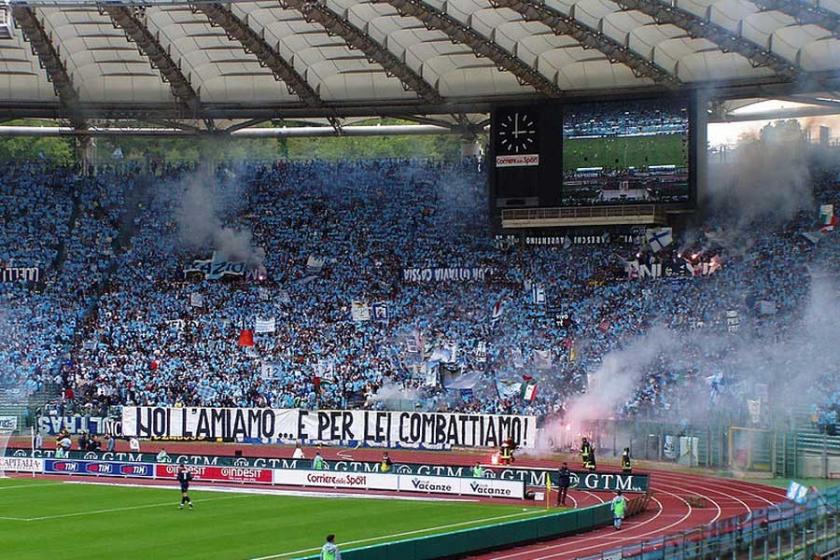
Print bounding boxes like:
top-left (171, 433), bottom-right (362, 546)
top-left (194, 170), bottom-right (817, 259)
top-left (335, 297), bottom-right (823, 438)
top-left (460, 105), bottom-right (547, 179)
top-left (122, 407), bottom-right (537, 449)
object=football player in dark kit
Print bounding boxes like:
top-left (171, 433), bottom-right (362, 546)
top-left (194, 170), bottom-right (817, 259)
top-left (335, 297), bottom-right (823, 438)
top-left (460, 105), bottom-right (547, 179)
top-left (177, 464), bottom-right (194, 510)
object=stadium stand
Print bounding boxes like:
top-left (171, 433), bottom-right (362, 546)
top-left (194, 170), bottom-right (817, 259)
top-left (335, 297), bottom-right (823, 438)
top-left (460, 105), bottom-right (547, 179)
top-left (1, 159), bottom-right (839, 433)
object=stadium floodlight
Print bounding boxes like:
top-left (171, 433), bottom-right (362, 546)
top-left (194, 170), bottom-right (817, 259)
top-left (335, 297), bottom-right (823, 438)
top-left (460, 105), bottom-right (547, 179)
top-left (0, 1), bottom-right (13, 40)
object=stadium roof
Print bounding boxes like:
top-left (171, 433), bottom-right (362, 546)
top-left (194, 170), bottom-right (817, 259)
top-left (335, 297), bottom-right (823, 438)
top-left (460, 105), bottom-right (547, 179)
top-left (2, 0), bottom-right (840, 129)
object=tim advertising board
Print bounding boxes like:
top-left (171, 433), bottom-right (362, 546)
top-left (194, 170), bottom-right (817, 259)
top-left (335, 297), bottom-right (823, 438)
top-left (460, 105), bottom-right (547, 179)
top-left (399, 475), bottom-right (524, 499)
top-left (0, 456), bottom-right (43, 473)
top-left (44, 459), bottom-right (153, 478)
top-left (273, 469), bottom-right (399, 491)
top-left (154, 464), bottom-right (272, 484)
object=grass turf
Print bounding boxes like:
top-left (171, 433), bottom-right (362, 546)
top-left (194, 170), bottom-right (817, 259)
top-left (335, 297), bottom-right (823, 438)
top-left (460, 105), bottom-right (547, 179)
top-left (0, 478), bottom-right (554, 560)
top-left (563, 134), bottom-right (688, 170)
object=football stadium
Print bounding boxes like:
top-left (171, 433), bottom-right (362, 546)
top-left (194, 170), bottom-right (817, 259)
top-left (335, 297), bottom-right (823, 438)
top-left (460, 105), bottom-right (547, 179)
top-left (1, 0), bottom-right (840, 558)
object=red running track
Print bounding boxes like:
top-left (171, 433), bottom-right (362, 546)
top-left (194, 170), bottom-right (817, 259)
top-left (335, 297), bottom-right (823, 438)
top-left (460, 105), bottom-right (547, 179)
top-left (13, 441), bottom-right (789, 560)
top-left (464, 469), bottom-right (787, 560)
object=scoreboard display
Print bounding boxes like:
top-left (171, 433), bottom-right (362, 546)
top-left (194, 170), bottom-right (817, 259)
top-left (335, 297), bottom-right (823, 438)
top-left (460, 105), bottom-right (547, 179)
top-left (489, 96), bottom-right (697, 214)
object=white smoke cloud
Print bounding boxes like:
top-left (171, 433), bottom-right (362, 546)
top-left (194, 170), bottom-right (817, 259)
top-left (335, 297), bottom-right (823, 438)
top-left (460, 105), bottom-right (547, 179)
top-left (554, 272), bottom-right (840, 438)
top-left (176, 168), bottom-right (265, 266)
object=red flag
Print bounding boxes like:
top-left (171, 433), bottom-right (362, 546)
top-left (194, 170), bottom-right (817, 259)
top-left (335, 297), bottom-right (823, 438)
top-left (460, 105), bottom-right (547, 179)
top-left (598, 319), bottom-right (611, 333)
top-left (522, 374), bottom-right (533, 382)
top-left (238, 329), bottom-right (255, 347)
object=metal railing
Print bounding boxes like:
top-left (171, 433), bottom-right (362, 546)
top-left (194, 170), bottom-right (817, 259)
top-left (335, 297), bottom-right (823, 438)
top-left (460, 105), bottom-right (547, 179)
top-left (578, 485), bottom-right (840, 560)
top-left (501, 204), bottom-right (665, 222)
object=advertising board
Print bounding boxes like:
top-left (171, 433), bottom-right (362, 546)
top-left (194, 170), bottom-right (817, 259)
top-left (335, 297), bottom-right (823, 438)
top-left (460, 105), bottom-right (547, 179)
top-left (154, 464), bottom-right (272, 484)
top-left (44, 459), bottom-right (153, 478)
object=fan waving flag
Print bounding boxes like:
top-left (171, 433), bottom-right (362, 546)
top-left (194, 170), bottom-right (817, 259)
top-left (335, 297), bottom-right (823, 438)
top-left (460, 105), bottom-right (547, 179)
top-left (255, 317), bottom-right (276, 333)
top-left (491, 298), bottom-right (504, 324)
top-left (238, 329), bottom-right (255, 347)
top-left (646, 227), bottom-right (673, 252)
top-left (521, 382), bottom-right (538, 402)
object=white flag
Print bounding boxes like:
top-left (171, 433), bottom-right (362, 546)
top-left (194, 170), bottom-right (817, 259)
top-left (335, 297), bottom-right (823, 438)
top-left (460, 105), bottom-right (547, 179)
top-left (255, 317), bottom-right (276, 333)
top-left (306, 255), bottom-right (325, 271)
top-left (351, 301), bottom-right (370, 322)
top-left (190, 293), bottom-right (204, 308)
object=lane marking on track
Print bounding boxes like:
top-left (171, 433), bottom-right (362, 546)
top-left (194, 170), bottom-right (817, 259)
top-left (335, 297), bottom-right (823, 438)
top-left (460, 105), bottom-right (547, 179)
top-left (651, 472), bottom-right (785, 510)
top-left (504, 474), bottom-right (777, 560)
top-left (2, 494), bottom-right (252, 522)
top-left (484, 494), bottom-right (668, 560)
top-left (248, 510), bottom-right (549, 560)
top-left (489, 480), bottom-right (723, 560)
top-left (531, 491), bottom-right (694, 560)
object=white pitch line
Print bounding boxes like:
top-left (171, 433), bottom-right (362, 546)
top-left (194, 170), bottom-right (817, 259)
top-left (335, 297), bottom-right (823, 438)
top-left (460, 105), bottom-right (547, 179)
top-left (248, 509), bottom-right (549, 560)
top-left (0, 482), bottom-right (65, 490)
top-left (10, 494), bottom-right (251, 522)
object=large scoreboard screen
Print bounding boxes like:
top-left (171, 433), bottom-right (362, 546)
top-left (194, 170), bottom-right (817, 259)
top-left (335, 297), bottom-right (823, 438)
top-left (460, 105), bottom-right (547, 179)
top-left (489, 95), bottom-right (696, 213)
top-left (561, 98), bottom-right (691, 206)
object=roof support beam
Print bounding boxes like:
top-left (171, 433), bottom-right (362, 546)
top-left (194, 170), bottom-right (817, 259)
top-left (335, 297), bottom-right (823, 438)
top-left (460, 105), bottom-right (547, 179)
top-left (102, 5), bottom-right (201, 112)
top-left (490, 0), bottom-right (680, 89)
top-left (377, 0), bottom-right (563, 96)
top-left (10, 6), bottom-right (87, 129)
top-left (195, 3), bottom-right (325, 108)
top-left (279, 0), bottom-right (444, 103)
top-left (0, 124), bottom-right (456, 138)
top-left (613, 0), bottom-right (800, 81)
top-left (749, 0), bottom-right (840, 37)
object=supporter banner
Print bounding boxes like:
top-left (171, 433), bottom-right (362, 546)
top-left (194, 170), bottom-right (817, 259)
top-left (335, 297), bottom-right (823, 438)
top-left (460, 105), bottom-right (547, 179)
top-left (44, 459), bottom-right (154, 478)
top-left (122, 407), bottom-right (537, 448)
top-left (7, 449), bottom-right (649, 492)
top-left (37, 416), bottom-right (121, 436)
top-left (626, 259), bottom-right (721, 280)
top-left (496, 233), bottom-right (640, 248)
top-left (402, 267), bottom-right (497, 283)
top-left (1, 456), bottom-right (43, 473)
top-left (273, 469), bottom-right (399, 491)
top-left (155, 464), bottom-right (272, 484)
top-left (0, 266), bottom-right (39, 283)
top-left (184, 252), bottom-right (246, 280)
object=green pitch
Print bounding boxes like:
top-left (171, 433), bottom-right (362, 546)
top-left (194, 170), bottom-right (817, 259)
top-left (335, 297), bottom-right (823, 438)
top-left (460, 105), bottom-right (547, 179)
top-left (563, 134), bottom-right (687, 170)
top-left (0, 478), bottom-right (552, 560)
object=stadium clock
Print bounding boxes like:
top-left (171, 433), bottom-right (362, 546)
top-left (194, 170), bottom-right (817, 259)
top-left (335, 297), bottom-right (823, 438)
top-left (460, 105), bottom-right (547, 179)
top-left (494, 108), bottom-right (540, 167)
top-left (497, 110), bottom-right (537, 153)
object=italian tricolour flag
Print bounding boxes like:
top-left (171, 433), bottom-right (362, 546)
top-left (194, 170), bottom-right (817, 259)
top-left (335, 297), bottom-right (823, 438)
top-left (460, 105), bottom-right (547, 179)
top-left (521, 382), bottom-right (538, 402)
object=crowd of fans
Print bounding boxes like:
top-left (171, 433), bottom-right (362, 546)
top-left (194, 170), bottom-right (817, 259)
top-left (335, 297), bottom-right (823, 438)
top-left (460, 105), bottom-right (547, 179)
top-left (1, 157), bottom-right (838, 433)
top-left (563, 100), bottom-right (689, 138)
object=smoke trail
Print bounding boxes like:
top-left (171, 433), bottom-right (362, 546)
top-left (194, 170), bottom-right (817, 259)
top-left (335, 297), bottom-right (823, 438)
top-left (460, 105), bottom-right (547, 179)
top-left (176, 167), bottom-right (265, 266)
top-left (549, 271), bottom-right (840, 440)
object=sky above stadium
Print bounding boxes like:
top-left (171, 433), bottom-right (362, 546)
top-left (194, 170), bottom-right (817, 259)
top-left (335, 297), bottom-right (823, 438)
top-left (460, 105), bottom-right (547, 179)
top-left (708, 100), bottom-right (840, 148)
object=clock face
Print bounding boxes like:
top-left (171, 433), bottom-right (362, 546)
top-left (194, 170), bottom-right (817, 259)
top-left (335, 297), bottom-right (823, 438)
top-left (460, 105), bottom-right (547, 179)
top-left (497, 110), bottom-right (538, 155)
